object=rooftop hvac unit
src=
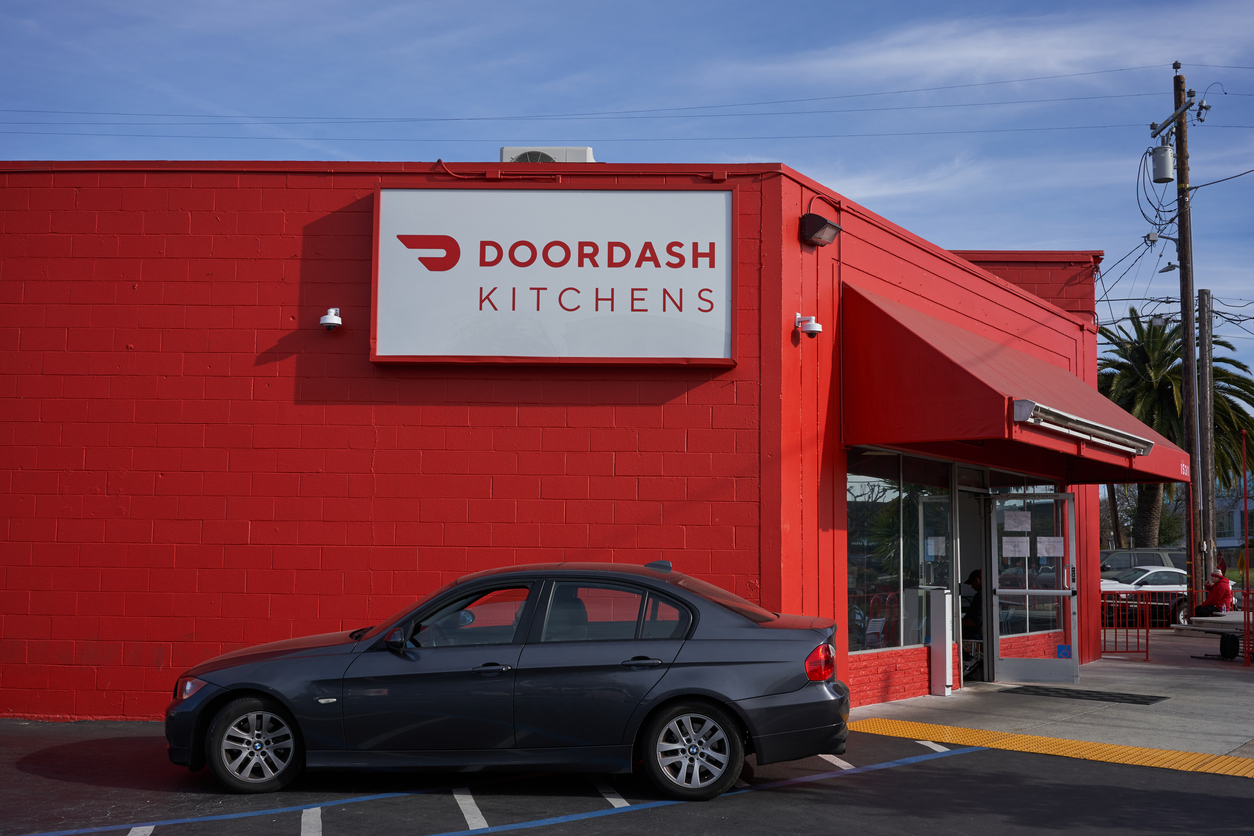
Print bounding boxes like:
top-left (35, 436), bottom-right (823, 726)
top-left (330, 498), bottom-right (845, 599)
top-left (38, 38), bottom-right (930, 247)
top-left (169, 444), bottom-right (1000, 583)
top-left (501, 146), bottom-right (596, 163)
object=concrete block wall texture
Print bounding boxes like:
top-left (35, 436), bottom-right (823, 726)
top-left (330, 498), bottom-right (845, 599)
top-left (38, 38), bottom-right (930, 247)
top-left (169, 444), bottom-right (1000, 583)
top-left (0, 163), bottom-right (768, 719)
top-left (846, 644), bottom-right (965, 707)
top-left (999, 630), bottom-right (1067, 660)
top-left (1, 161), bottom-right (1116, 720)
top-left (953, 251), bottom-right (1101, 320)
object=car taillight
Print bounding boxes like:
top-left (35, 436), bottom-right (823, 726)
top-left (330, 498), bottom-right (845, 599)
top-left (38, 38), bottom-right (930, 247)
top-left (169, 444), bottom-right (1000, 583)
top-left (173, 676), bottom-right (208, 701)
top-left (805, 643), bottom-right (835, 681)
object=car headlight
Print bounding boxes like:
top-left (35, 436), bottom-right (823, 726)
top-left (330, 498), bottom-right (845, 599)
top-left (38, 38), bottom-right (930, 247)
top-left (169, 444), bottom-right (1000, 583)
top-left (173, 676), bottom-right (209, 701)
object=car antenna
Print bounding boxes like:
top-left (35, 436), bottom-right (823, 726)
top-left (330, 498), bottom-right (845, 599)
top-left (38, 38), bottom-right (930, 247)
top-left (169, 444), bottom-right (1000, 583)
top-left (645, 560), bottom-right (672, 573)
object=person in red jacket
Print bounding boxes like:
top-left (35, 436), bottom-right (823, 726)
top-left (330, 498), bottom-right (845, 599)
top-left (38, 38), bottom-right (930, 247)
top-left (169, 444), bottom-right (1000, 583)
top-left (1194, 568), bottom-right (1233, 618)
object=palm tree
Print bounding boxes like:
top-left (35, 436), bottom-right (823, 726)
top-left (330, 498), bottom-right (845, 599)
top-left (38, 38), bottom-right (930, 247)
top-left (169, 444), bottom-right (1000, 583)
top-left (1098, 308), bottom-right (1254, 546)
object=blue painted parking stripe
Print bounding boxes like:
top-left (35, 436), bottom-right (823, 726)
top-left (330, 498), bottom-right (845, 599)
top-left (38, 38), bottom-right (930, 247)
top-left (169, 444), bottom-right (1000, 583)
top-left (11, 788), bottom-right (447, 836)
top-left (14, 747), bottom-right (983, 836)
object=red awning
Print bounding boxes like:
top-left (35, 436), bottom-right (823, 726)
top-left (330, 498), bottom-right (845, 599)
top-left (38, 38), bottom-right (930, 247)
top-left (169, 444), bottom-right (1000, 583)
top-left (841, 285), bottom-right (1188, 484)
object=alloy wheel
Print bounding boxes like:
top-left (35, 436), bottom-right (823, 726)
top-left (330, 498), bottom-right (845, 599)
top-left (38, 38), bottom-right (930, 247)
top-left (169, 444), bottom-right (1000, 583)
top-left (218, 710), bottom-right (296, 783)
top-left (654, 712), bottom-right (730, 788)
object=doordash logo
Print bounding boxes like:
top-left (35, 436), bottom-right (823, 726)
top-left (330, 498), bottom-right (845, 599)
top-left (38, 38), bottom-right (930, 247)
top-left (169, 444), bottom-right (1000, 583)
top-left (397, 235), bottom-right (461, 271)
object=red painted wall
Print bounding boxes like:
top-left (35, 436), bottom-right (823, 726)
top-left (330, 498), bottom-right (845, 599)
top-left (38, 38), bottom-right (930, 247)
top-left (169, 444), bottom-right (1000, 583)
top-left (0, 162), bottom-right (776, 719)
top-left (1000, 631), bottom-right (1066, 659)
top-left (1, 161), bottom-right (1111, 718)
top-left (846, 644), bottom-right (964, 707)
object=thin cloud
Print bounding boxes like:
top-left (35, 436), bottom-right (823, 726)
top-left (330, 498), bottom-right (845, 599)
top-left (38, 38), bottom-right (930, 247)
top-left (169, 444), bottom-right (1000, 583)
top-left (701, 1), bottom-right (1254, 97)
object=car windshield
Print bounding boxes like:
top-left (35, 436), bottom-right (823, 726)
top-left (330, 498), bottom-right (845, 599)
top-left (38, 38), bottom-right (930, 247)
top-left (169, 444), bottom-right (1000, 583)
top-left (673, 576), bottom-right (777, 624)
top-left (1110, 567), bottom-right (1151, 584)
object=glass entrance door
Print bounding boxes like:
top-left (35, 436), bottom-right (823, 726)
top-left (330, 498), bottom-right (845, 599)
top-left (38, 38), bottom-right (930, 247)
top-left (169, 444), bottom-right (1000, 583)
top-left (990, 493), bottom-right (1079, 683)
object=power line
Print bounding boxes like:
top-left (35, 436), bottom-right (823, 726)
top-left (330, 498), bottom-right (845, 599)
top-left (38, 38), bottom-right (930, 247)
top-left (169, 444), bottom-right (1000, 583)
top-left (0, 64), bottom-right (1169, 126)
top-left (0, 124), bottom-right (1149, 143)
top-left (0, 92), bottom-right (1165, 127)
top-left (1192, 167), bottom-right (1254, 190)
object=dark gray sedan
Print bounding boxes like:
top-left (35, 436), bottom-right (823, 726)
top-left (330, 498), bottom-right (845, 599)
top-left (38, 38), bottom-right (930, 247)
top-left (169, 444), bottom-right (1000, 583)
top-left (165, 561), bottom-right (849, 801)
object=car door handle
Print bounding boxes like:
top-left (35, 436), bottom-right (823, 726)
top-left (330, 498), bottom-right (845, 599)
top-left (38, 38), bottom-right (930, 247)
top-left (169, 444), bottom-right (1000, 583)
top-left (620, 657), bottom-right (663, 668)
top-left (471, 663), bottom-right (512, 675)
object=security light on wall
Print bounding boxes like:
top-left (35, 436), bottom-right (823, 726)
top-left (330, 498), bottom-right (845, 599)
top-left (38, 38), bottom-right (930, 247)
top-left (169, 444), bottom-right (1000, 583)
top-left (799, 213), bottom-right (841, 246)
top-left (320, 308), bottom-right (342, 330)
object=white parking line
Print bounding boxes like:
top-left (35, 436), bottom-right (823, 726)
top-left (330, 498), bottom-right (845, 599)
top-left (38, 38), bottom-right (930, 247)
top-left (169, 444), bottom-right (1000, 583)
top-left (127, 828), bottom-right (155, 836)
top-left (301, 806), bottom-right (323, 836)
top-left (819, 754), bottom-right (855, 770)
top-left (591, 777), bottom-right (630, 808)
top-left (453, 787), bottom-right (489, 830)
top-left (916, 740), bottom-right (949, 753)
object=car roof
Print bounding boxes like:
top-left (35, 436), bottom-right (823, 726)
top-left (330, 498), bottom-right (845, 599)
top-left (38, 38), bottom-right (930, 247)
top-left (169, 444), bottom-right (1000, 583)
top-left (1117, 566), bottom-right (1186, 575)
top-left (455, 561), bottom-right (678, 585)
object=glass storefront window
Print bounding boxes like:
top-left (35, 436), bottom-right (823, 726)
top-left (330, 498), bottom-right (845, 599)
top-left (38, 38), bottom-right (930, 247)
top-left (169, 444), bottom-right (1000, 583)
top-left (990, 470), bottom-right (1057, 494)
top-left (847, 451), bottom-right (902, 652)
top-left (995, 495), bottom-right (1065, 635)
top-left (903, 457), bottom-right (952, 647)
top-left (847, 450), bottom-right (953, 653)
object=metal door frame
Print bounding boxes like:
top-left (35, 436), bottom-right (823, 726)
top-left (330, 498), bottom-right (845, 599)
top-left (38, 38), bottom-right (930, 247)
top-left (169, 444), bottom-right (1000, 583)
top-left (989, 492), bottom-right (1080, 684)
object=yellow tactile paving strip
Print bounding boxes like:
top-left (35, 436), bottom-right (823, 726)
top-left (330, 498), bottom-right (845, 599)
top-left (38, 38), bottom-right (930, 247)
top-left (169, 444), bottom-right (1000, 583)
top-left (849, 718), bottom-right (1254, 779)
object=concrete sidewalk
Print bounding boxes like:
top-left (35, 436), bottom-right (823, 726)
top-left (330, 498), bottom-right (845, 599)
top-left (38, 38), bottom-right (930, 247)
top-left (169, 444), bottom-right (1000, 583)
top-left (850, 632), bottom-right (1254, 759)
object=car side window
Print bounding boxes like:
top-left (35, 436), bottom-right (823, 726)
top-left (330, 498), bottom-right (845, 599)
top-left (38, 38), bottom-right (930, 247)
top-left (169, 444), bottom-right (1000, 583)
top-left (411, 586), bottom-right (530, 648)
top-left (541, 582), bottom-right (643, 643)
top-left (1169, 552), bottom-right (1187, 571)
top-left (1142, 572), bottom-right (1177, 586)
top-left (641, 593), bottom-right (692, 640)
top-left (1109, 553), bottom-right (1131, 571)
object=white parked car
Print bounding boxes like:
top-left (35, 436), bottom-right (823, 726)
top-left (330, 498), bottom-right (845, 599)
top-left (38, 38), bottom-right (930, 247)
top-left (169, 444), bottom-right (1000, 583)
top-left (1100, 566), bottom-right (1189, 626)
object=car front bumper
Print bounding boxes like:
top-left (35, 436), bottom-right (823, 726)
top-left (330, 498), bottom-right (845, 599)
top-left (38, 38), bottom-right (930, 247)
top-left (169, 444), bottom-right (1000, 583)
top-left (734, 678), bottom-right (850, 765)
top-left (164, 681), bottom-right (225, 770)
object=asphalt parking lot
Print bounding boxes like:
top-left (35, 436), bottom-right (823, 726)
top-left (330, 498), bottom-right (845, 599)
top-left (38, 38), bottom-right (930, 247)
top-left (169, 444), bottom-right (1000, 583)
top-left (3, 718), bottom-right (1253, 836)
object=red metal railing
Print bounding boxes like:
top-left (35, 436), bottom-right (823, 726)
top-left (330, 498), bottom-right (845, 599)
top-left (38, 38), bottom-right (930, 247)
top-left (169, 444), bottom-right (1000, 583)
top-left (1101, 590), bottom-right (1151, 660)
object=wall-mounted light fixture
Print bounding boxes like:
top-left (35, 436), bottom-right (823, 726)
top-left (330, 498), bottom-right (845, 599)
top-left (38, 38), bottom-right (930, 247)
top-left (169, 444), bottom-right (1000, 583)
top-left (799, 212), bottom-right (841, 247)
top-left (1013, 399), bottom-right (1154, 457)
top-left (320, 308), bottom-right (342, 330)
top-left (795, 313), bottom-right (823, 339)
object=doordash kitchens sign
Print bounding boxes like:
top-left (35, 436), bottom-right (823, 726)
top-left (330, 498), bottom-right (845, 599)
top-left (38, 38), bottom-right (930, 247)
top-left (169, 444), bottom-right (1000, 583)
top-left (372, 189), bottom-right (733, 362)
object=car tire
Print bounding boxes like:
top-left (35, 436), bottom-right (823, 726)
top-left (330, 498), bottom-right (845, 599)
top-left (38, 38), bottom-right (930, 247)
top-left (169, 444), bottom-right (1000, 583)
top-left (206, 696), bottom-right (303, 793)
top-left (641, 702), bottom-right (743, 801)
top-left (1172, 600), bottom-right (1187, 627)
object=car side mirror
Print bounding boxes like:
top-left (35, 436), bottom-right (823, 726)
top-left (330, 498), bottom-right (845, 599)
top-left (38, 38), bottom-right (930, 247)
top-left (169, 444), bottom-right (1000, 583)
top-left (384, 627), bottom-right (406, 651)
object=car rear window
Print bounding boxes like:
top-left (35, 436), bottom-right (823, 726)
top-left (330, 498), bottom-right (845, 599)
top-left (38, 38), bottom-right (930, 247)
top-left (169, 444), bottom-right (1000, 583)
top-left (673, 576), bottom-right (776, 624)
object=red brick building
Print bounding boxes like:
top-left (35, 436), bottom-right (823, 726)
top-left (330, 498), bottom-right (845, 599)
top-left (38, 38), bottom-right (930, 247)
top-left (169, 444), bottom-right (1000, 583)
top-left (0, 160), bottom-right (1184, 719)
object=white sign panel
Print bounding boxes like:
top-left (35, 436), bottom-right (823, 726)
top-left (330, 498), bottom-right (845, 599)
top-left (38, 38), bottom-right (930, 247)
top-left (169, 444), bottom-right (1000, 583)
top-left (1003, 511), bottom-right (1032, 532)
top-left (1036, 536), bottom-right (1065, 557)
top-left (373, 189), bottom-right (734, 361)
top-left (1001, 537), bottom-right (1031, 558)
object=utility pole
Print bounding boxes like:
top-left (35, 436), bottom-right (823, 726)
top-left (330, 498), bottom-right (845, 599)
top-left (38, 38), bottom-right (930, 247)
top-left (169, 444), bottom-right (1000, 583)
top-left (1199, 289), bottom-right (1216, 570)
top-left (1152, 62), bottom-right (1203, 592)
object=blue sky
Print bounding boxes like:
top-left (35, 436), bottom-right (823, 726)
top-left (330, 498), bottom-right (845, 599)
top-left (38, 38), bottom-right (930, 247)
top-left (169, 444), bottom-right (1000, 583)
top-left (3, 0), bottom-right (1252, 377)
